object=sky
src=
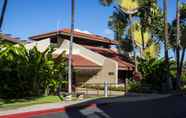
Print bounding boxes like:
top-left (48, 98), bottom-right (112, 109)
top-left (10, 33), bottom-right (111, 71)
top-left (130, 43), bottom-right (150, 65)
top-left (0, 0), bottom-right (180, 40)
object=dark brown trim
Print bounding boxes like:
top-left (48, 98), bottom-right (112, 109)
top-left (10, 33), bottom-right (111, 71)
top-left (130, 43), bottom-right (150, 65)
top-left (29, 29), bottom-right (119, 45)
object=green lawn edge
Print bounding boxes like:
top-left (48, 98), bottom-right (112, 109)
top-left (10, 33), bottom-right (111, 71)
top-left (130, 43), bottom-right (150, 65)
top-left (0, 96), bottom-right (62, 111)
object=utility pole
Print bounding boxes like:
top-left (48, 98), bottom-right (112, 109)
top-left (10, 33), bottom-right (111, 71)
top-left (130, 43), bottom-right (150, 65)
top-left (176, 0), bottom-right (181, 89)
top-left (0, 0), bottom-right (8, 32)
top-left (68, 0), bottom-right (75, 94)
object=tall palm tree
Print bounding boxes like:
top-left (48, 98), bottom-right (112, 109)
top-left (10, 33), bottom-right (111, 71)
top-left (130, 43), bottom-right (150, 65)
top-left (175, 2), bottom-right (186, 89)
top-left (100, 0), bottom-right (113, 6)
top-left (132, 22), bottom-right (160, 58)
top-left (117, 0), bottom-right (141, 72)
top-left (163, 0), bottom-right (169, 62)
top-left (0, 0), bottom-right (8, 32)
top-left (108, 10), bottom-right (129, 54)
top-left (176, 0), bottom-right (181, 89)
top-left (100, 0), bottom-right (158, 70)
top-left (163, 0), bottom-right (172, 90)
top-left (179, 3), bottom-right (186, 77)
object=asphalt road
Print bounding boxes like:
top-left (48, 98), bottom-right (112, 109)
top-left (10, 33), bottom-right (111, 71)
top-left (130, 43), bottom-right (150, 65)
top-left (31, 95), bottom-right (186, 118)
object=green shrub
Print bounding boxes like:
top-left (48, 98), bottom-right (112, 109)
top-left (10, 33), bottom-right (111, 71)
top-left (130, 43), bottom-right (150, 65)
top-left (137, 58), bottom-right (174, 92)
top-left (0, 44), bottom-right (68, 99)
top-left (128, 81), bottom-right (141, 92)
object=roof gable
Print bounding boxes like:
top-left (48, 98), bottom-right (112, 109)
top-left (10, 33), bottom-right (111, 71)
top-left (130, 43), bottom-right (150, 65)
top-left (30, 28), bottom-right (119, 45)
top-left (0, 34), bottom-right (20, 43)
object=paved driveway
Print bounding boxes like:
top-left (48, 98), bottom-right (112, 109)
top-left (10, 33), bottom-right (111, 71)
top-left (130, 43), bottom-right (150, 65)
top-left (31, 95), bottom-right (186, 118)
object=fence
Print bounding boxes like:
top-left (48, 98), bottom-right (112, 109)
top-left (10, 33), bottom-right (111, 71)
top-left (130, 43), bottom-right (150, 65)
top-left (74, 83), bottom-right (127, 97)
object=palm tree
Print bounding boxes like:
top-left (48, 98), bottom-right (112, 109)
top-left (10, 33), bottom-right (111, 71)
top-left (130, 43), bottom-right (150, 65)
top-left (175, 0), bottom-right (181, 89)
top-left (100, 0), bottom-right (113, 6)
top-left (0, 0), bottom-right (8, 32)
top-left (100, 0), bottom-right (160, 70)
top-left (172, 2), bottom-right (186, 89)
top-left (163, 0), bottom-right (172, 90)
top-left (117, 0), bottom-right (141, 72)
top-left (179, 3), bottom-right (186, 76)
top-left (108, 8), bottom-right (130, 54)
top-left (132, 22), bottom-right (160, 58)
top-left (163, 0), bottom-right (169, 62)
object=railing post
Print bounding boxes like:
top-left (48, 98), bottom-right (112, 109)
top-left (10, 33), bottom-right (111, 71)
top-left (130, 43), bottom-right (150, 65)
top-left (125, 78), bottom-right (128, 96)
top-left (104, 81), bottom-right (108, 97)
top-left (109, 83), bottom-right (112, 96)
top-left (85, 83), bottom-right (88, 96)
top-left (97, 84), bottom-right (99, 96)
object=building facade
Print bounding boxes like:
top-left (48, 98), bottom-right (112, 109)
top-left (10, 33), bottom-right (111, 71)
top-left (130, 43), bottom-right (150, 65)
top-left (0, 33), bottom-right (20, 44)
top-left (28, 29), bottom-right (134, 86)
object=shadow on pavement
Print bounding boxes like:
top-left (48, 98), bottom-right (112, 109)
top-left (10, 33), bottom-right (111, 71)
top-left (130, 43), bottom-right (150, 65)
top-left (32, 95), bottom-right (186, 118)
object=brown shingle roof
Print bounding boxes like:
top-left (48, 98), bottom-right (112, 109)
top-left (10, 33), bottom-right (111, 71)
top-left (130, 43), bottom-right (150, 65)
top-left (30, 28), bottom-right (119, 45)
top-left (0, 34), bottom-right (20, 43)
top-left (85, 46), bottom-right (134, 70)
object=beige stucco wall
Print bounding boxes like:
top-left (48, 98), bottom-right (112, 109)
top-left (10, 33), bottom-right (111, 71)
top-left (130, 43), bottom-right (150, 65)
top-left (56, 39), bottom-right (119, 85)
top-left (85, 58), bottom-right (118, 84)
top-left (54, 39), bottom-right (105, 66)
top-left (26, 38), bottom-right (119, 85)
top-left (25, 38), bottom-right (50, 52)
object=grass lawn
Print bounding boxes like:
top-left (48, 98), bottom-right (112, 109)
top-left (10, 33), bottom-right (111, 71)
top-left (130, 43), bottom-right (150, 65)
top-left (0, 95), bottom-right (105, 111)
top-left (0, 96), bottom-right (62, 110)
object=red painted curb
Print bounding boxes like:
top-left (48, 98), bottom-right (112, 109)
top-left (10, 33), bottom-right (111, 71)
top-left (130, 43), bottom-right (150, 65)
top-left (0, 108), bottom-right (65, 118)
top-left (0, 104), bottom-right (97, 118)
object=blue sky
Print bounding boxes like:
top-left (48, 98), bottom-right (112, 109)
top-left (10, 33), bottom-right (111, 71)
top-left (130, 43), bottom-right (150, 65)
top-left (0, 0), bottom-right (180, 40)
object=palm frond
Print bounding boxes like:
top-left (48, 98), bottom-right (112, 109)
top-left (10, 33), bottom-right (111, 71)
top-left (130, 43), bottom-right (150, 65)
top-left (99, 0), bottom-right (113, 6)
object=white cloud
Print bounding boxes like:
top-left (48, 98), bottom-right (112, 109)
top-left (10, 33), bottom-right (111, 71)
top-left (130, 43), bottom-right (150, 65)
top-left (104, 29), bottom-right (113, 36)
top-left (74, 29), bottom-right (92, 34)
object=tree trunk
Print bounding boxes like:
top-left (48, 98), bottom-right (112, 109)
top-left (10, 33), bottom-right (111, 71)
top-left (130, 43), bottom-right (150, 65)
top-left (115, 31), bottom-right (122, 54)
top-left (140, 28), bottom-right (145, 57)
top-left (180, 48), bottom-right (186, 74)
top-left (44, 85), bottom-right (49, 96)
top-left (0, 0), bottom-right (8, 31)
top-left (179, 48), bottom-right (186, 77)
top-left (163, 0), bottom-right (172, 90)
top-left (163, 0), bottom-right (169, 62)
top-left (176, 0), bottom-right (181, 90)
top-left (129, 14), bottom-right (137, 72)
top-left (176, 48), bottom-right (186, 89)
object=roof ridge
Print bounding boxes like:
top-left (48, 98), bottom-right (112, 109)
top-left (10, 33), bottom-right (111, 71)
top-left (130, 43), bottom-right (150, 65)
top-left (30, 28), bottom-right (119, 45)
top-left (61, 28), bottom-right (112, 42)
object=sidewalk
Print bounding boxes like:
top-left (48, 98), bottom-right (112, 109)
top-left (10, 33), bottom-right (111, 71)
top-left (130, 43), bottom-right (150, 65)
top-left (0, 99), bottom-right (93, 116)
top-left (0, 93), bottom-right (171, 116)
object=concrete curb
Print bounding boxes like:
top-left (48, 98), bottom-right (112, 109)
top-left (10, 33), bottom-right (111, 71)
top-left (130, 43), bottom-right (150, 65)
top-left (0, 98), bottom-right (95, 116)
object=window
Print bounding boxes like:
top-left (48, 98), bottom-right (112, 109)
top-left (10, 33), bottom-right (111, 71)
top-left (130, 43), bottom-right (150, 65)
top-left (50, 38), bottom-right (58, 44)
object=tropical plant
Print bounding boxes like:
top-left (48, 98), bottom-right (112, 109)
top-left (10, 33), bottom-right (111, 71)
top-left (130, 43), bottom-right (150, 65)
top-left (132, 22), bottom-right (160, 58)
top-left (170, 2), bottom-right (186, 89)
top-left (108, 9), bottom-right (131, 54)
top-left (100, 0), bottom-right (162, 56)
top-left (137, 58), bottom-right (174, 91)
top-left (0, 43), bottom-right (67, 99)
